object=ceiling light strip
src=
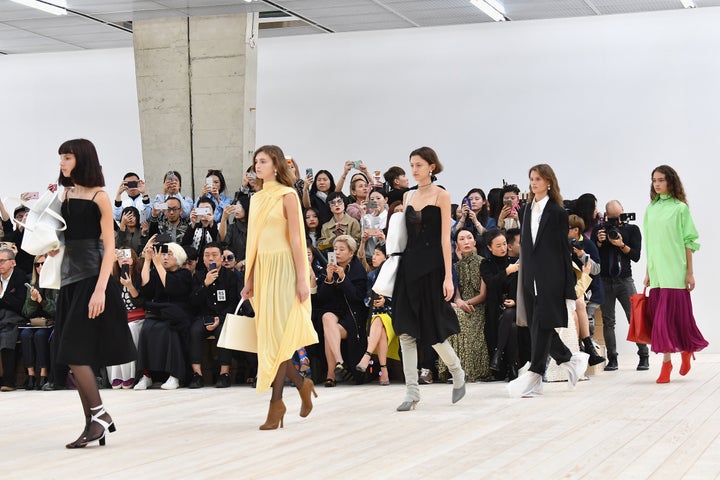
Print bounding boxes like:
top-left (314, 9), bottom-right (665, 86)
top-left (470, 0), bottom-right (507, 22)
top-left (260, 0), bottom-right (335, 33)
top-left (10, 0), bottom-right (67, 16)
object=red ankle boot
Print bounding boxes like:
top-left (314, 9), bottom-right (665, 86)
top-left (679, 352), bottom-right (695, 376)
top-left (656, 361), bottom-right (672, 384)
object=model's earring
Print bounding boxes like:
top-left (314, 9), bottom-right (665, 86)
top-left (274, 170), bottom-right (278, 176)
top-left (547, 185), bottom-right (551, 190)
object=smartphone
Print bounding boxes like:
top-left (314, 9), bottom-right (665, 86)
top-left (247, 172), bottom-right (257, 180)
top-left (306, 168), bottom-right (313, 177)
top-left (366, 200), bottom-right (378, 210)
top-left (203, 316), bottom-right (216, 326)
top-left (209, 262), bottom-right (217, 271)
top-left (463, 198), bottom-right (471, 209)
top-left (160, 244), bottom-right (169, 254)
top-left (327, 252), bottom-right (337, 266)
top-left (121, 264), bottom-right (130, 277)
top-left (24, 192), bottom-right (40, 200)
top-left (122, 248), bottom-right (132, 259)
top-left (0, 242), bottom-right (11, 250)
top-left (125, 181), bottom-right (138, 188)
top-left (166, 171), bottom-right (177, 182)
top-left (205, 177), bottom-right (214, 187)
top-left (352, 160), bottom-right (362, 169)
top-left (154, 202), bottom-right (168, 211)
top-left (503, 198), bottom-right (513, 207)
top-left (196, 206), bottom-right (212, 216)
top-left (24, 282), bottom-right (33, 290)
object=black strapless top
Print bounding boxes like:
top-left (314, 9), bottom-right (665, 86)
top-left (60, 199), bottom-right (104, 286)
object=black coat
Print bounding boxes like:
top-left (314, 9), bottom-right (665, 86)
top-left (520, 200), bottom-right (575, 329)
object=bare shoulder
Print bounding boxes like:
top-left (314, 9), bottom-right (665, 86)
top-left (435, 187), bottom-right (451, 204)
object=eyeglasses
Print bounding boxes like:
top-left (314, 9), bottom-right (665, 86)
top-left (0, 258), bottom-right (11, 264)
top-left (166, 207), bottom-right (181, 212)
top-left (329, 199), bottom-right (344, 206)
top-left (223, 254), bottom-right (235, 261)
top-left (34, 262), bottom-right (44, 267)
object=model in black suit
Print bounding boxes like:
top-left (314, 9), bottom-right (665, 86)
top-left (507, 164), bottom-right (589, 398)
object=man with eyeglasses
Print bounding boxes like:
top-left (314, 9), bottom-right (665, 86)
top-left (0, 249), bottom-right (29, 392)
top-left (148, 197), bottom-right (189, 244)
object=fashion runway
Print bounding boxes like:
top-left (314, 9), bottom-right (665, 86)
top-left (2, 354), bottom-right (718, 480)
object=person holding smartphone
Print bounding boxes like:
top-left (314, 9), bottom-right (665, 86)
top-left (181, 197), bottom-right (219, 267)
top-left (113, 172), bottom-right (151, 223)
top-left (188, 242), bottom-right (239, 389)
top-left (106, 247), bottom-right (145, 389)
top-left (497, 184), bottom-right (522, 231)
top-left (197, 169), bottom-right (232, 223)
top-left (150, 170), bottom-right (194, 220)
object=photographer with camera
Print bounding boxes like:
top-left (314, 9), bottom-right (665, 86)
top-left (591, 200), bottom-right (646, 371)
top-left (113, 172), bottom-right (151, 222)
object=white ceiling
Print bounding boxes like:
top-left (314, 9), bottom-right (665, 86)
top-left (1, 0), bottom-right (719, 55)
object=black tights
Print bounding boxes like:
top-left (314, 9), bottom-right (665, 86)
top-left (69, 365), bottom-right (102, 422)
top-left (270, 359), bottom-right (304, 402)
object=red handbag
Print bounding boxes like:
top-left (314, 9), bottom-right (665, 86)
top-left (627, 287), bottom-right (652, 344)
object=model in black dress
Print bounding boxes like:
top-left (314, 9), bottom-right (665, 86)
top-left (55, 139), bottom-right (136, 448)
top-left (392, 147), bottom-right (466, 411)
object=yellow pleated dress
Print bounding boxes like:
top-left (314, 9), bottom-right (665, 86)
top-left (245, 181), bottom-right (319, 393)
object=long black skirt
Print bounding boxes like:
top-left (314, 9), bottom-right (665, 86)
top-left (135, 318), bottom-right (186, 381)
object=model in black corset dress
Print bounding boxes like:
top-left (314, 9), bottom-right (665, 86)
top-left (55, 139), bottom-right (136, 449)
top-left (392, 147), bottom-right (466, 412)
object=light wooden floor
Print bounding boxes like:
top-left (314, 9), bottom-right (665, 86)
top-left (1, 354), bottom-right (719, 480)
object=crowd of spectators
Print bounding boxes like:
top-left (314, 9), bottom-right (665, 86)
top-left (0, 158), bottom-right (639, 391)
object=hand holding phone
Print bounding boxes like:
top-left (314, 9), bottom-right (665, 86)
top-left (327, 252), bottom-right (337, 266)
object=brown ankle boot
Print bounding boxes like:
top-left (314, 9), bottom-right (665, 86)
top-left (298, 378), bottom-right (318, 418)
top-left (259, 399), bottom-right (287, 430)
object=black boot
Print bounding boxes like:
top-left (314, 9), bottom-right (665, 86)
top-left (604, 355), bottom-right (618, 371)
top-left (507, 363), bottom-right (518, 381)
top-left (582, 337), bottom-right (606, 366)
top-left (24, 375), bottom-right (36, 391)
top-left (637, 355), bottom-right (649, 371)
top-left (489, 349), bottom-right (502, 372)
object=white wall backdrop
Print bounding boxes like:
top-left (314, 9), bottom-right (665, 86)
top-left (256, 8), bottom-right (720, 354)
top-left (2, 7), bottom-right (718, 353)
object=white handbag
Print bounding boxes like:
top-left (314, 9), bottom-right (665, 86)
top-left (372, 190), bottom-right (414, 298)
top-left (17, 190), bottom-right (67, 256)
top-left (39, 245), bottom-right (63, 290)
top-left (217, 299), bottom-right (258, 353)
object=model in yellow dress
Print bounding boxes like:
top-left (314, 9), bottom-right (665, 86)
top-left (242, 145), bottom-right (319, 430)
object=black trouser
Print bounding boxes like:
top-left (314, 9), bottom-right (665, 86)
top-left (527, 299), bottom-right (572, 375)
top-left (1, 348), bottom-right (18, 388)
top-left (20, 328), bottom-right (51, 370)
top-left (189, 320), bottom-right (231, 366)
top-left (497, 307), bottom-right (518, 365)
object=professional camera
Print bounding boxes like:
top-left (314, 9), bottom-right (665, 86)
top-left (603, 212), bottom-right (636, 240)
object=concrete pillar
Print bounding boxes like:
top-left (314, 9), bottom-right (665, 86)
top-left (133, 14), bottom-right (257, 199)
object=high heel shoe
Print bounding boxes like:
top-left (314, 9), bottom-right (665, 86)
top-left (298, 378), bottom-right (318, 418)
top-left (379, 365), bottom-right (390, 385)
top-left (65, 405), bottom-right (116, 448)
top-left (259, 399), bottom-right (287, 430)
top-left (396, 400), bottom-right (419, 412)
top-left (355, 351), bottom-right (373, 373)
top-left (656, 360), bottom-right (673, 384)
top-left (680, 352), bottom-right (695, 376)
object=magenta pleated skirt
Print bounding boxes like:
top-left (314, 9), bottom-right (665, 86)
top-left (647, 288), bottom-right (709, 354)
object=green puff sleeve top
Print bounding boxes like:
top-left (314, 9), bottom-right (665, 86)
top-left (643, 194), bottom-right (700, 289)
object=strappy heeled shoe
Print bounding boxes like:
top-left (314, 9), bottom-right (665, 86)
top-left (324, 378), bottom-right (336, 388)
top-left (259, 399), bottom-right (286, 430)
top-left (298, 378), bottom-right (318, 417)
top-left (396, 400), bottom-right (419, 411)
top-left (355, 351), bottom-right (373, 373)
top-left (334, 362), bottom-right (353, 382)
top-left (379, 365), bottom-right (390, 385)
top-left (65, 404), bottom-right (116, 448)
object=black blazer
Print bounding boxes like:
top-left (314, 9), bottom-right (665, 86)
top-left (520, 200), bottom-right (575, 329)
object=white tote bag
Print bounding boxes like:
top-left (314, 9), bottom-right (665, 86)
top-left (17, 190), bottom-right (67, 256)
top-left (372, 190), bottom-right (414, 298)
top-left (39, 245), bottom-right (63, 290)
top-left (217, 300), bottom-right (258, 353)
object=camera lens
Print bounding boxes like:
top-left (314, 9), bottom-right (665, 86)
top-left (608, 230), bottom-right (620, 240)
